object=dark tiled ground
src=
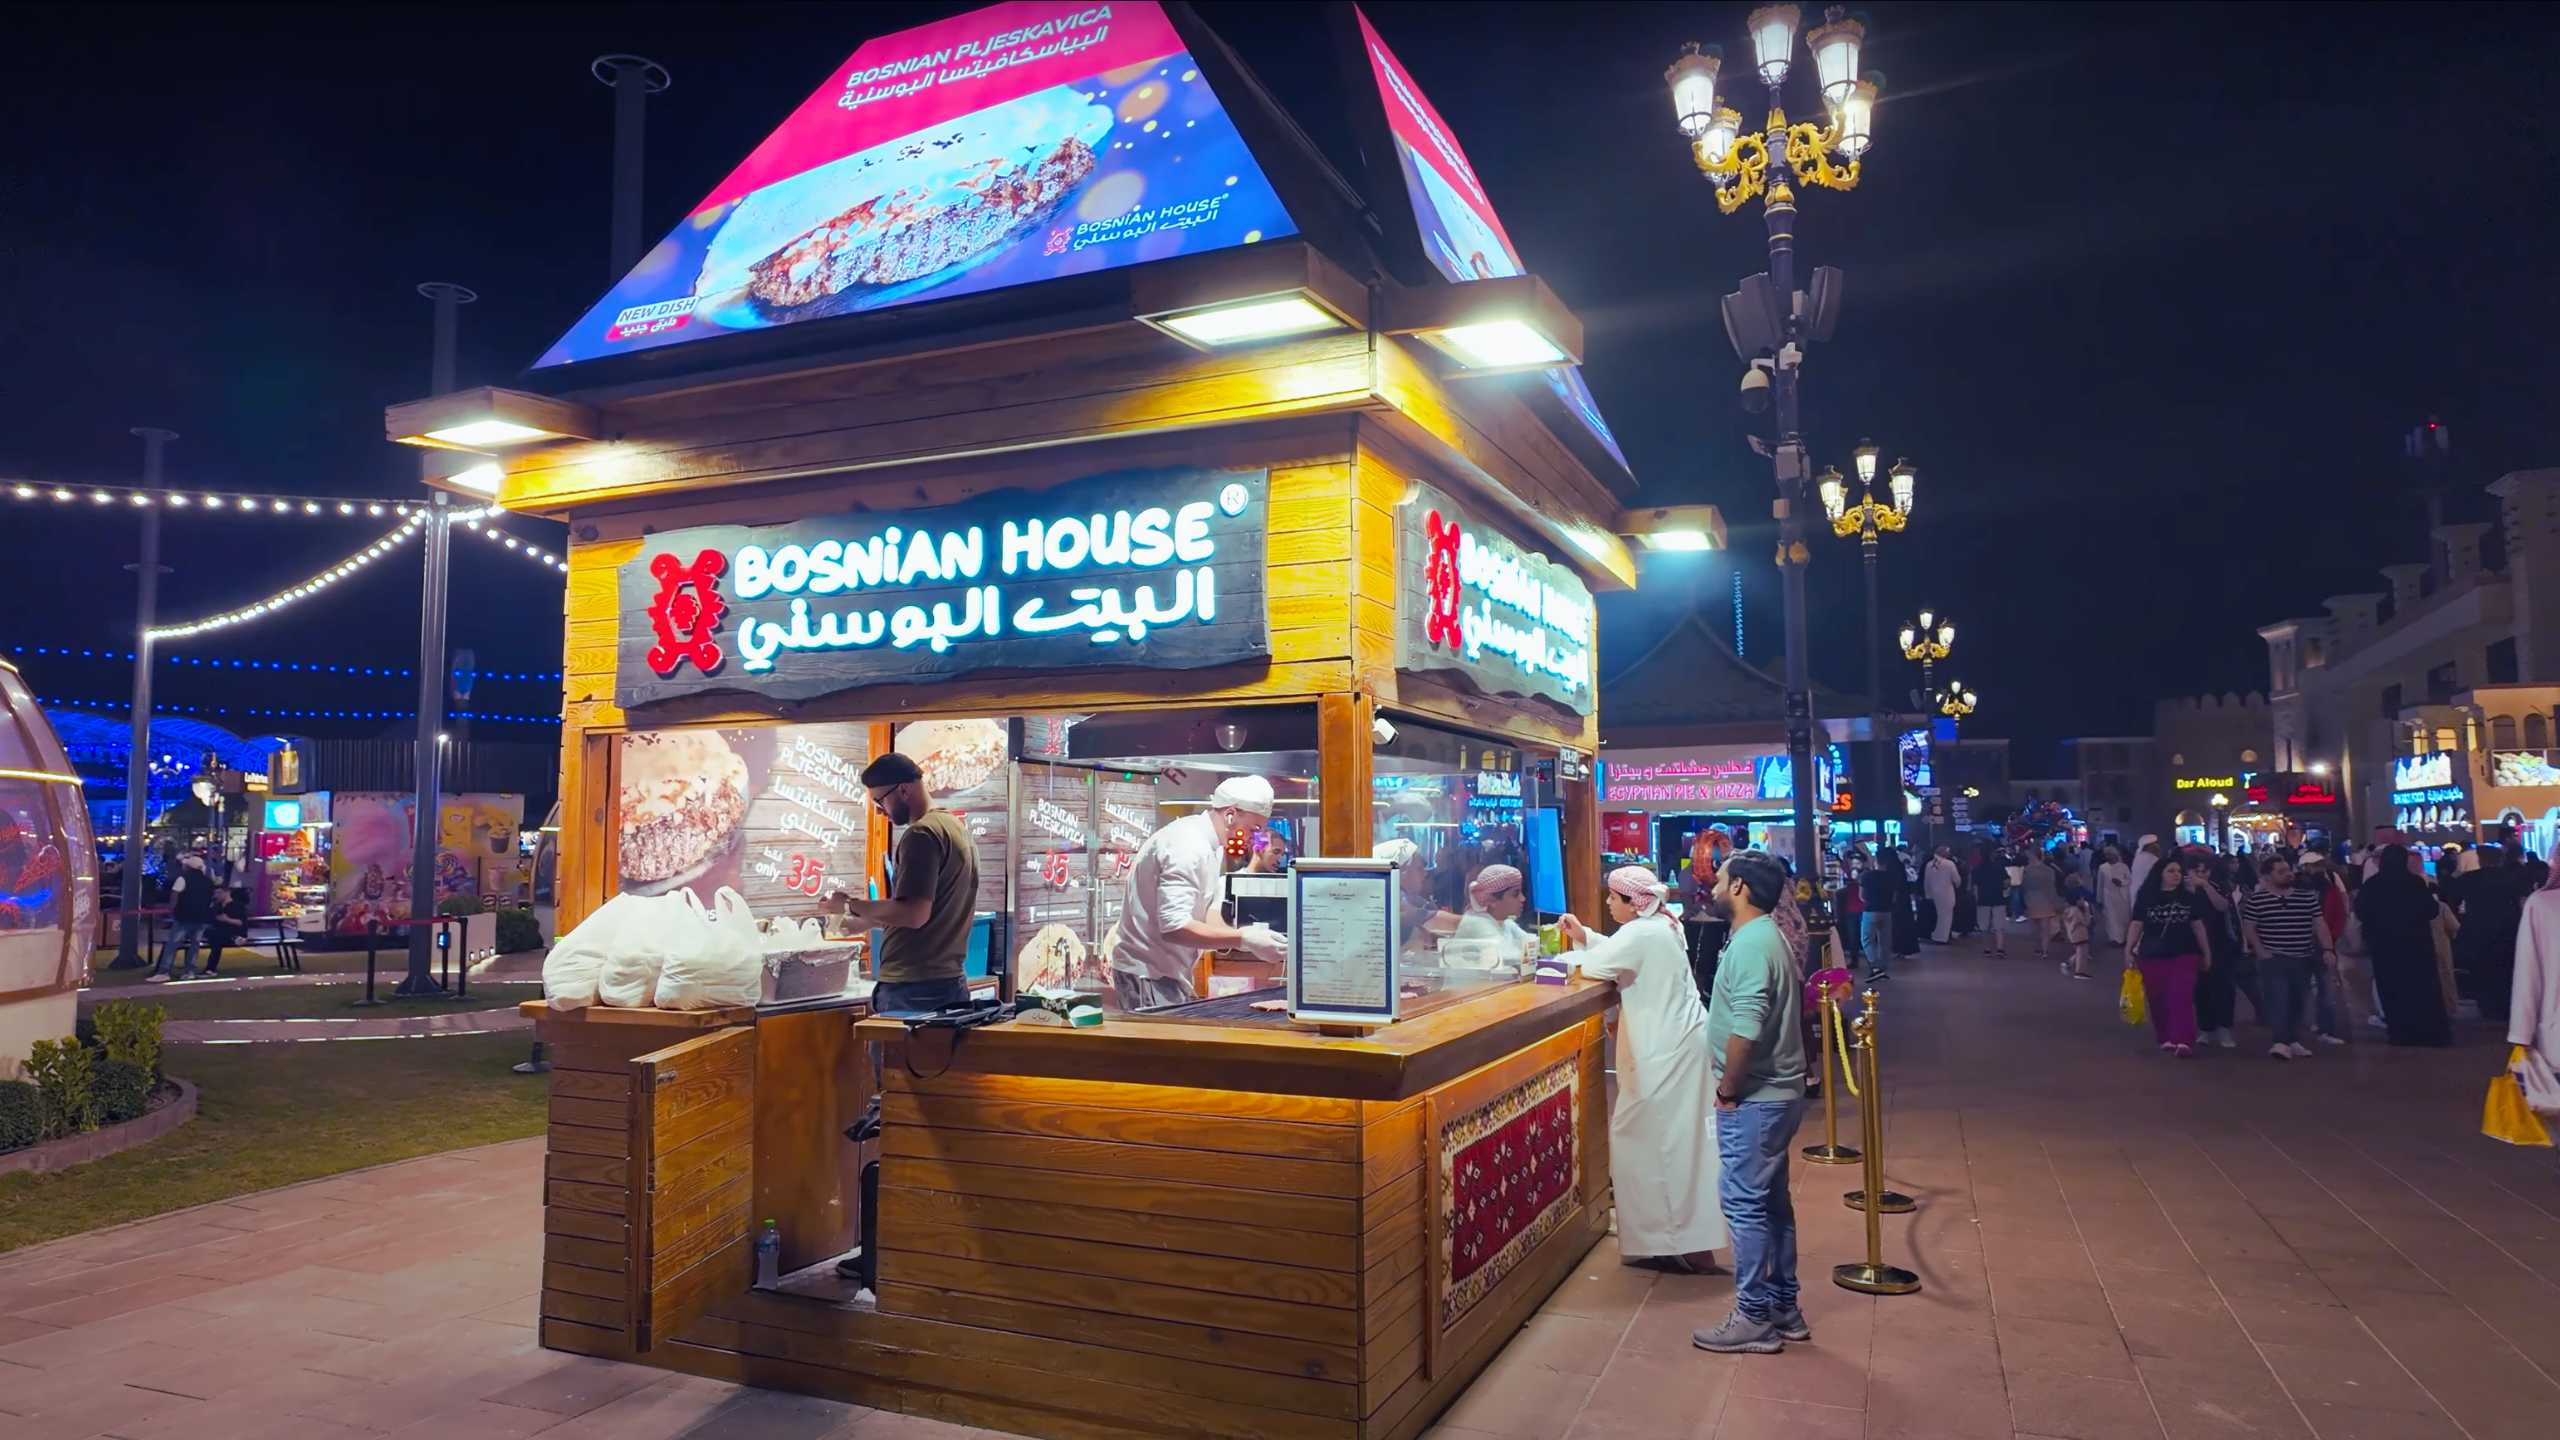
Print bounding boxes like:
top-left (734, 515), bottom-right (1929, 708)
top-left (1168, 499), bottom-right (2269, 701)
top-left (5, 930), bottom-right (2554, 1438)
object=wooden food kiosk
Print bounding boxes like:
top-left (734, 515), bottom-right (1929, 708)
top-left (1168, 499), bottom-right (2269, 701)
top-left (396, 5), bottom-right (1688, 1436)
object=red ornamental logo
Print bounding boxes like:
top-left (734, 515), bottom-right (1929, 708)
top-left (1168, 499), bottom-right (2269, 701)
top-left (1424, 510), bottom-right (1463, 650)
top-left (645, 548), bottom-right (729, 678)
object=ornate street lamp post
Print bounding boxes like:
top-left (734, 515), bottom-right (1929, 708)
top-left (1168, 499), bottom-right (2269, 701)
top-left (1935, 681), bottom-right (1977, 721)
top-left (1898, 610), bottom-right (1953, 835)
top-left (1820, 444), bottom-right (1915, 826)
top-left (1665, 3), bottom-right (1881, 891)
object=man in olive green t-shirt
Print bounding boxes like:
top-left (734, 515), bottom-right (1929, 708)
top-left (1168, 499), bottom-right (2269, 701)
top-left (827, 751), bottom-right (978, 1013)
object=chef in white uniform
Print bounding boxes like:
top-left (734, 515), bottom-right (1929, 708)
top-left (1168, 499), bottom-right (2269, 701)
top-left (1104, 774), bottom-right (1287, 1010)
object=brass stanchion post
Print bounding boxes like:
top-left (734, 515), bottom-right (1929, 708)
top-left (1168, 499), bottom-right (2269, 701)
top-left (1802, 987), bottom-right (1859, 1164)
top-left (1832, 1000), bottom-right (1920, 1295)
top-left (1843, 986), bottom-right (1914, 1214)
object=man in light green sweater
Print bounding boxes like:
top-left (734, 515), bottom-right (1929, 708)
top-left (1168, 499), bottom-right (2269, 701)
top-left (1694, 851), bottom-right (1809, 1355)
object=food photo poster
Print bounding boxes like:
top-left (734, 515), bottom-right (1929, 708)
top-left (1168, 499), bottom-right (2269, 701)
top-left (538, 1), bottom-right (1296, 367)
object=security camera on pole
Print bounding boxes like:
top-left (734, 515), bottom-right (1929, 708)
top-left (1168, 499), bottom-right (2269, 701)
top-left (1665, 4), bottom-right (1879, 898)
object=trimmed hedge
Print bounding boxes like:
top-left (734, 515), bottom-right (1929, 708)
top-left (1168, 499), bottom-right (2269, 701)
top-left (0, 1080), bottom-right (40, 1150)
top-left (494, 907), bottom-right (543, 954)
top-left (92, 1059), bottom-right (154, 1125)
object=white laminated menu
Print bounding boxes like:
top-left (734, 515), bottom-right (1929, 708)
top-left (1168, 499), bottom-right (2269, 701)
top-left (1287, 858), bottom-right (1401, 1027)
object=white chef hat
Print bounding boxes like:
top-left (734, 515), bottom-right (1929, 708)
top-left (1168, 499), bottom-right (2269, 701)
top-left (1209, 774), bottom-right (1276, 817)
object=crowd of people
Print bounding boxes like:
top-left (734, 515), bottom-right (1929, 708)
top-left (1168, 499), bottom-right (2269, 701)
top-left (1834, 827), bottom-right (2533, 1058)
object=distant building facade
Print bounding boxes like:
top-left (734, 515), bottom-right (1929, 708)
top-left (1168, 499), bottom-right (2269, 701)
top-left (2257, 467), bottom-right (2560, 850)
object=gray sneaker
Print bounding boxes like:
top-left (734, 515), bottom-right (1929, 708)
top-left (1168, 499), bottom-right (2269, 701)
top-left (1693, 1309), bottom-right (1785, 1353)
top-left (1769, 1305), bottom-right (1812, 1341)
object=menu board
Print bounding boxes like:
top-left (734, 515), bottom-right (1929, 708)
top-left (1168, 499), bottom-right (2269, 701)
top-left (1093, 773), bottom-right (1160, 938)
top-left (1288, 858), bottom-right (1400, 1024)
top-left (1012, 763), bottom-right (1108, 991)
top-left (616, 723), bottom-right (872, 918)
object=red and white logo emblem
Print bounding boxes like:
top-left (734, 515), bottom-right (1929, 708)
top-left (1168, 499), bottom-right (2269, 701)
top-left (1423, 510), bottom-right (1464, 650)
top-left (644, 548), bottom-right (728, 678)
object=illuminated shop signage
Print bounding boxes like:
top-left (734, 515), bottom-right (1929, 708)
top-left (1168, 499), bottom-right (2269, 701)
top-left (1396, 483), bottom-right (1596, 716)
top-left (2491, 751), bottom-right (2560, 787)
top-left (616, 466), bottom-right (1268, 708)
top-left (2393, 751), bottom-right (2454, 791)
top-left (2283, 782), bottom-right (2340, 807)
top-left (2172, 775), bottom-right (2239, 791)
top-left (534, 2), bottom-right (1296, 369)
top-left (1597, 750), bottom-right (1837, 808)
top-left (2392, 785), bottom-right (2465, 806)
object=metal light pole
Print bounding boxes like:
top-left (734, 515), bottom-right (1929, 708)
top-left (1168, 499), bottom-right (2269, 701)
top-left (1666, 4), bottom-right (1879, 891)
top-left (592, 55), bottom-right (671, 278)
top-left (113, 427), bottom-right (176, 968)
top-left (1819, 446), bottom-right (1916, 830)
top-left (401, 281), bottom-right (475, 994)
top-left (1899, 611), bottom-right (1954, 840)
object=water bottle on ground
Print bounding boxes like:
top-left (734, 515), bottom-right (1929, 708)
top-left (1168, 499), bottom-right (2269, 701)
top-left (755, 1218), bottom-right (780, 1287)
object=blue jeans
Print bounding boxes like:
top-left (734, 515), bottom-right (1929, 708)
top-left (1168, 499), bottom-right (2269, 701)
top-left (2257, 953), bottom-right (2312, 1046)
top-left (1716, 1098), bottom-right (1805, 1321)
top-left (1861, 913), bottom-right (1891, 970)
top-left (158, 921), bottom-right (206, 977)
top-left (873, 976), bottom-right (970, 1014)
top-left (2306, 960), bottom-right (2341, 1038)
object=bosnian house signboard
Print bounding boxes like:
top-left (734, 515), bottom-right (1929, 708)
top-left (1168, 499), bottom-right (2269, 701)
top-left (617, 466), bottom-right (1269, 708)
top-left (1395, 484), bottom-right (1596, 716)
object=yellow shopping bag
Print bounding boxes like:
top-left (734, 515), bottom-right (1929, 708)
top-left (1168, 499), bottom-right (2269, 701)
top-left (2118, 966), bottom-right (2146, 1026)
top-left (2483, 1047), bottom-right (2554, 1148)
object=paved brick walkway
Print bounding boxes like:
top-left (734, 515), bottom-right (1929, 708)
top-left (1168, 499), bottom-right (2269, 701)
top-left (3, 933), bottom-right (2553, 1438)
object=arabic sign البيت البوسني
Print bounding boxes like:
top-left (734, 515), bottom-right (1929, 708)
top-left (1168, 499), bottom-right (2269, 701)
top-left (1395, 483), bottom-right (1595, 716)
top-left (616, 466), bottom-right (1269, 709)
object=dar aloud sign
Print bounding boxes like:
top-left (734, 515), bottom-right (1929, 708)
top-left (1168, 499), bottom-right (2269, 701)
top-left (617, 466), bottom-right (1269, 708)
top-left (1395, 483), bottom-right (1595, 716)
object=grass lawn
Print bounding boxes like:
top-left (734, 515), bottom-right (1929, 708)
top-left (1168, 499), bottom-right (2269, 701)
top-left (0, 1030), bottom-right (549, 1253)
top-left (88, 980), bottom-right (543, 1023)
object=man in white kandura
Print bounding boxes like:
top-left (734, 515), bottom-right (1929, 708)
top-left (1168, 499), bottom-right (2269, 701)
top-left (1923, 844), bottom-right (1961, 945)
top-left (1559, 865), bottom-right (1725, 1274)
top-left (1102, 774), bottom-right (1287, 1010)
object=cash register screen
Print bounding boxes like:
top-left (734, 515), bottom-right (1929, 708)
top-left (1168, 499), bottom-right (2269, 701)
top-left (1228, 874), bottom-right (1290, 931)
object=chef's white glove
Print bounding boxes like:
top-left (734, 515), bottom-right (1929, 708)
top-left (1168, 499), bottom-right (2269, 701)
top-left (1238, 923), bottom-right (1288, 964)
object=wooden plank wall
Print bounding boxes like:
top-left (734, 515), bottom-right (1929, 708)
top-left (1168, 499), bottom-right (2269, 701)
top-left (550, 1017), bottom-right (1610, 1440)
top-left (634, 1027), bottom-right (757, 1351)
top-left (533, 1015), bottom-right (712, 1360)
top-left (505, 325), bottom-right (1378, 515)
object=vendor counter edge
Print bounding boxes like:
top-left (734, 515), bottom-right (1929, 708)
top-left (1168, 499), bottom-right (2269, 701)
top-left (522, 974), bottom-right (1613, 1440)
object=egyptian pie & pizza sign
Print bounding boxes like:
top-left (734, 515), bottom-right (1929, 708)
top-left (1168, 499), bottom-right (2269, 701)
top-left (617, 466), bottom-right (1269, 709)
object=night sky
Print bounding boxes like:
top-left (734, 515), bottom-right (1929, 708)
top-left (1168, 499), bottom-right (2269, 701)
top-left (4, 2), bottom-right (2554, 766)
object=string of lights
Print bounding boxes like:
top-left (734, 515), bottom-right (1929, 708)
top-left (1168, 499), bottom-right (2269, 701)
top-left (144, 515), bottom-right (424, 641)
top-left (6, 480), bottom-right (568, 567)
top-left (6, 646), bottom-right (563, 681)
top-left (33, 694), bottom-right (562, 724)
top-left (6, 479), bottom-right (428, 517)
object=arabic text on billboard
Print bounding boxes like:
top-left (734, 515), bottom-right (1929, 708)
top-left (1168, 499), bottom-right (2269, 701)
top-left (537, 3), bottom-right (1297, 368)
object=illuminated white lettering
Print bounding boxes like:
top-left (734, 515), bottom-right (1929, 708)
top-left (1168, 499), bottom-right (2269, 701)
top-left (733, 545), bottom-right (773, 600)
top-left (1128, 506), bottom-right (1174, 566)
top-left (1172, 501), bottom-right (1214, 562)
top-left (1002, 518), bottom-right (1043, 574)
top-left (1045, 515), bottom-right (1091, 571)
